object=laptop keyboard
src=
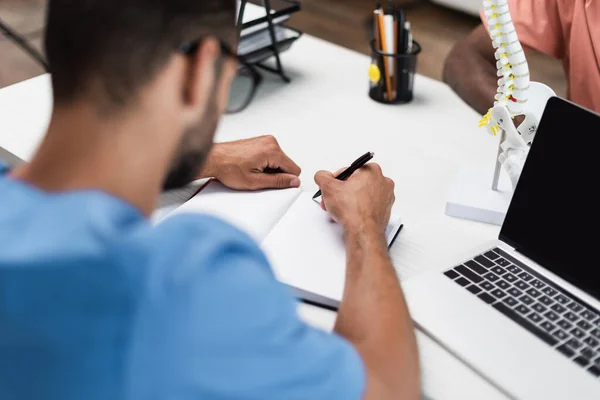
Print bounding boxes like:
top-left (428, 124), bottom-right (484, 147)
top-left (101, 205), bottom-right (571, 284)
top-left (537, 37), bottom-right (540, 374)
top-left (444, 248), bottom-right (600, 380)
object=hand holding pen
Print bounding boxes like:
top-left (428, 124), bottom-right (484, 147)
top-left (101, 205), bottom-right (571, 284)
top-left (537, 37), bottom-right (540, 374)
top-left (313, 153), bottom-right (396, 234)
top-left (313, 152), bottom-right (374, 199)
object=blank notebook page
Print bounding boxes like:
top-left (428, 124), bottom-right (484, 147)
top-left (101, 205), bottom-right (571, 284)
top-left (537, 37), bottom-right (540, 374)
top-left (165, 182), bottom-right (302, 242)
top-left (262, 192), bottom-right (402, 302)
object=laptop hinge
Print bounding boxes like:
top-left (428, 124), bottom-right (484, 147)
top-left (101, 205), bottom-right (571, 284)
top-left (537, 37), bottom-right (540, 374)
top-left (498, 234), bottom-right (517, 253)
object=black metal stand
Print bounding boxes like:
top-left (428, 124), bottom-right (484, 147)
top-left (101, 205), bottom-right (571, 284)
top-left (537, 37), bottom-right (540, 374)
top-left (0, 17), bottom-right (49, 71)
top-left (261, 0), bottom-right (290, 82)
top-left (239, 0), bottom-right (301, 83)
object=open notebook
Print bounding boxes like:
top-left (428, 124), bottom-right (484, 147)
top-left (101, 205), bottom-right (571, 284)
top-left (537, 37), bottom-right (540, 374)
top-left (160, 181), bottom-right (403, 309)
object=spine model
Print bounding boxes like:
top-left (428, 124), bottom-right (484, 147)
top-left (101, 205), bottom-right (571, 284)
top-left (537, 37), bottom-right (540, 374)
top-left (479, 0), bottom-right (530, 135)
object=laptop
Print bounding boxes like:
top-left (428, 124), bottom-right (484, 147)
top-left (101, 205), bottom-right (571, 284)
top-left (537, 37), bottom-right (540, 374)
top-left (404, 97), bottom-right (600, 399)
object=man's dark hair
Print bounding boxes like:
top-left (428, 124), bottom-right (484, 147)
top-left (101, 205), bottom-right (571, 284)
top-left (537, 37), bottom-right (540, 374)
top-left (45, 0), bottom-right (237, 107)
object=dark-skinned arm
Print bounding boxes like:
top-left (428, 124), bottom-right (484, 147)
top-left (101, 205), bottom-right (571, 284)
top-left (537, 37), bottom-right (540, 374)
top-left (443, 25), bottom-right (503, 115)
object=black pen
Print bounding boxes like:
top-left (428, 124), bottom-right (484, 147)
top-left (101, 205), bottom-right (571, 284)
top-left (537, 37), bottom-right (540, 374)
top-left (312, 152), bottom-right (375, 199)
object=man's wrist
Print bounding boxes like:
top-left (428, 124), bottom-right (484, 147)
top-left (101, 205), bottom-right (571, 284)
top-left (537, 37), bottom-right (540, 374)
top-left (197, 144), bottom-right (223, 179)
top-left (343, 218), bottom-right (387, 244)
top-left (343, 219), bottom-right (390, 270)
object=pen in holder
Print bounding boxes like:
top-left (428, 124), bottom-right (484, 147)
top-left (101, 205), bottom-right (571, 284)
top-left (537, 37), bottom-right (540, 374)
top-left (368, 39), bottom-right (422, 104)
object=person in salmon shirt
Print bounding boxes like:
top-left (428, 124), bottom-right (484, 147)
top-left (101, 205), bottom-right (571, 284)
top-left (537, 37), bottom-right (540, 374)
top-left (443, 0), bottom-right (600, 115)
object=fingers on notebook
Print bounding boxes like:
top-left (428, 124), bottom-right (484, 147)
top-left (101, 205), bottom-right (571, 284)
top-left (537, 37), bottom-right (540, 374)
top-left (268, 146), bottom-right (301, 176)
top-left (255, 172), bottom-right (301, 189)
top-left (280, 155), bottom-right (302, 176)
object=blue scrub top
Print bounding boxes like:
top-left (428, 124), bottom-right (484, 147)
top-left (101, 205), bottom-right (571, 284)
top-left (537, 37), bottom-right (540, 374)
top-left (0, 159), bottom-right (365, 400)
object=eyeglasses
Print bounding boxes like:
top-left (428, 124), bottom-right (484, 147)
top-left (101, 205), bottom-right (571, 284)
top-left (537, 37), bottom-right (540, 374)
top-left (179, 40), bottom-right (262, 114)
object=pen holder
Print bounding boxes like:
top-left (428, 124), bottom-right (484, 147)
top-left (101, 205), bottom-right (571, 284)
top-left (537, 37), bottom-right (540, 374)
top-left (368, 39), bottom-right (422, 105)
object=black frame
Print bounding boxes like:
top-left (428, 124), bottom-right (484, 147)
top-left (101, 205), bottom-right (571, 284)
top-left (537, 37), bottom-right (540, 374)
top-left (228, 61), bottom-right (263, 114)
top-left (179, 40), bottom-right (263, 114)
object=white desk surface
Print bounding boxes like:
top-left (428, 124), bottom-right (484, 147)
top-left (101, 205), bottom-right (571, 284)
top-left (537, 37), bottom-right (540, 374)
top-left (0, 35), bottom-right (507, 399)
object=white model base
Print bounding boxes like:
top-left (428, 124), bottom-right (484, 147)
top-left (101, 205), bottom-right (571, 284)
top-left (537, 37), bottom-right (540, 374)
top-left (445, 164), bottom-right (513, 226)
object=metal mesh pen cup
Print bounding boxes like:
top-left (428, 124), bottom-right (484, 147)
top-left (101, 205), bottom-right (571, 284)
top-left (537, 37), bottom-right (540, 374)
top-left (368, 39), bottom-right (422, 104)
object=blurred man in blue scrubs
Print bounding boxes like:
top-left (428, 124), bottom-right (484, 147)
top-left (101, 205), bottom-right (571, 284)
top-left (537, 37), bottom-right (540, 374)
top-left (0, 1), bottom-right (419, 399)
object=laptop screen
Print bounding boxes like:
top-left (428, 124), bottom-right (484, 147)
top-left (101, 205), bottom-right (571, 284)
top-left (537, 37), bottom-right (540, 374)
top-left (500, 97), bottom-right (600, 301)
